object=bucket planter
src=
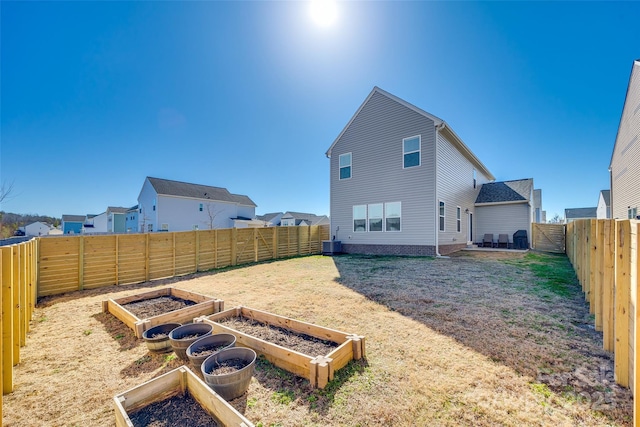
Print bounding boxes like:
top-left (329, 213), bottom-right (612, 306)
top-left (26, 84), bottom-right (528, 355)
top-left (201, 347), bottom-right (257, 401)
top-left (142, 322), bottom-right (181, 353)
top-left (169, 323), bottom-right (213, 361)
top-left (187, 333), bottom-right (237, 372)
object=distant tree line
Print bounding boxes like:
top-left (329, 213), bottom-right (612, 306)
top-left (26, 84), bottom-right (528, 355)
top-left (0, 212), bottom-right (61, 238)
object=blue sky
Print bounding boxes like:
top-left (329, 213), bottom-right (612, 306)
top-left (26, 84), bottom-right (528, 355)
top-left (1, 1), bottom-right (639, 220)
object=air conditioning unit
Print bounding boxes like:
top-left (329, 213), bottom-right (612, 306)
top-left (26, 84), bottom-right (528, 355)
top-left (322, 240), bottom-right (342, 255)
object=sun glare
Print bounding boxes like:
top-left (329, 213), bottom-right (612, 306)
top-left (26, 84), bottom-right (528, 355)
top-left (310, 0), bottom-right (337, 28)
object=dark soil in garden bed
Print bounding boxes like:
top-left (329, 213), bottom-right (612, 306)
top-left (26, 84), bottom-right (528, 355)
top-left (217, 316), bottom-right (338, 356)
top-left (123, 296), bottom-right (196, 318)
top-left (128, 391), bottom-right (219, 427)
top-left (206, 357), bottom-right (250, 375)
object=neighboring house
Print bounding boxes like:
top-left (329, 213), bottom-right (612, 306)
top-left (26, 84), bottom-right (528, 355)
top-left (48, 227), bottom-right (63, 236)
top-left (280, 212), bottom-right (330, 227)
top-left (256, 212), bottom-right (284, 227)
top-left (326, 86), bottom-right (498, 256)
top-left (25, 221), bottom-right (51, 237)
top-left (610, 59), bottom-right (640, 219)
top-left (564, 207), bottom-right (597, 223)
top-left (62, 215), bottom-right (85, 234)
top-left (597, 190), bottom-right (611, 219)
top-left (532, 189), bottom-right (545, 223)
top-left (85, 212), bottom-right (107, 234)
top-left (107, 207), bottom-right (128, 233)
top-left (474, 179), bottom-right (537, 247)
top-left (137, 177), bottom-right (257, 232)
top-left (125, 205), bottom-right (139, 233)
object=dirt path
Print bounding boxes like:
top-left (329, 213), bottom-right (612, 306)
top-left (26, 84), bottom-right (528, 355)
top-left (2, 252), bottom-right (632, 426)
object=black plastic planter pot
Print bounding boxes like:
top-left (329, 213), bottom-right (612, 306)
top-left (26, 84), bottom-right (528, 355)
top-left (142, 323), bottom-right (181, 353)
top-left (168, 323), bottom-right (213, 361)
top-left (201, 347), bottom-right (256, 401)
top-left (186, 333), bottom-right (237, 372)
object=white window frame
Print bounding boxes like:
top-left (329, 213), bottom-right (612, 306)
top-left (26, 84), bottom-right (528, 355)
top-left (456, 206), bottom-right (461, 233)
top-left (339, 152), bottom-right (352, 180)
top-left (439, 201), bottom-right (445, 232)
top-left (403, 135), bottom-right (421, 169)
top-left (385, 202), bottom-right (401, 232)
top-left (353, 205), bottom-right (367, 232)
top-left (629, 207), bottom-right (638, 219)
top-left (473, 169), bottom-right (477, 189)
top-left (368, 203), bottom-right (383, 232)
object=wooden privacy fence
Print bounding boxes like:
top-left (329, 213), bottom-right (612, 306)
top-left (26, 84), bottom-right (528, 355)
top-left (565, 219), bottom-right (640, 423)
top-left (0, 239), bottom-right (38, 419)
top-left (38, 225), bottom-right (330, 297)
top-left (532, 223), bottom-right (565, 253)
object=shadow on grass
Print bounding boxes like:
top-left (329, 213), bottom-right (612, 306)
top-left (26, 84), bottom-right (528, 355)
top-left (119, 352), bottom-right (183, 378)
top-left (92, 312), bottom-right (141, 351)
top-left (330, 252), bottom-right (632, 423)
top-left (253, 355), bottom-right (369, 416)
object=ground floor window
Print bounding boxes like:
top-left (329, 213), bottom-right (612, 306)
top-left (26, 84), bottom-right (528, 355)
top-left (352, 202), bottom-right (401, 232)
top-left (385, 202), bottom-right (401, 232)
top-left (353, 205), bottom-right (367, 232)
top-left (439, 201), bottom-right (445, 231)
top-left (629, 207), bottom-right (638, 219)
top-left (456, 206), bottom-right (461, 232)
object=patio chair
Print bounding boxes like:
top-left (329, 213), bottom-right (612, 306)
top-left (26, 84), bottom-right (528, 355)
top-left (497, 234), bottom-right (509, 249)
top-left (482, 233), bottom-right (494, 248)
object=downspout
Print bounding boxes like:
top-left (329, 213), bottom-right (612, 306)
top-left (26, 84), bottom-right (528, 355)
top-left (434, 122), bottom-right (445, 257)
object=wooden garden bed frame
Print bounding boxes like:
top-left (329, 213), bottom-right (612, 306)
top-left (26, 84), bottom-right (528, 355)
top-left (195, 306), bottom-right (366, 389)
top-left (102, 287), bottom-right (224, 338)
top-left (114, 366), bottom-right (253, 427)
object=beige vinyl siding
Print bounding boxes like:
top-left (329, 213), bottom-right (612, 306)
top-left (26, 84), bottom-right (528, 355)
top-left (436, 132), bottom-right (491, 243)
top-left (475, 203), bottom-right (531, 246)
top-left (329, 91), bottom-right (437, 245)
top-left (611, 61), bottom-right (640, 219)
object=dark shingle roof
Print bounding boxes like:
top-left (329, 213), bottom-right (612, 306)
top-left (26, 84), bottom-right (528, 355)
top-left (62, 214), bottom-right (86, 222)
top-left (107, 206), bottom-right (129, 214)
top-left (147, 177), bottom-right (256, 207)
top-left (565, 207), bottom-right (597, 219)
top-left (475, 179), bottom-right (533, 204)
top-left (282, 211), bottom-right (330, 226)
top-left (257, 212), bottom-right (283, 222)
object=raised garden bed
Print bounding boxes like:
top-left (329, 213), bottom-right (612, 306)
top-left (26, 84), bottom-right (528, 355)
top-left (114, 366), bottom-right (253, 427)
top-left (195, 306), bottom-right (366, 389)
top-left (103, 287), bottom-right (224, 338)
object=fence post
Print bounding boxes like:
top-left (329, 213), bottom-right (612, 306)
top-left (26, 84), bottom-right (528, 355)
top-left (595, 219), bottom-right (604, 331)
top-left (604, 220), bottom-right (616, 352)
top-left (115, 235), bottom-right (119, 285)
top-left (635, 224), bottom-right (640, 426)
top-left (12, 247), bottom-right (20, 365)
top-left (231, 228), bottom-right (237, 266)
top-left (195, 230), bottom-right (200, 273)
top-left (19, 244), bottom-right (26, 347)
top-left (145, 233), bottom-right (150, 282)
top-left (253, 228), bottom-right (258, 262)
top-left (615, 220), bottom-right (633, 387)
top-left (214, 230), bottom-right (218, 269)
top-left (78, 236), bottom-right (84, 291)
top-left (273, 226), bottom-right (278, 260)
top-left (1, 246), bottom-right (13, 393)
top-left (172, 232), bottom-right (176, 277)
top-left (589, 219), bottom-right (597, 312)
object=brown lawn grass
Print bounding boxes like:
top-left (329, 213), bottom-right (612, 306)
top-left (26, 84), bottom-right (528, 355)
top-left (2, 251), bottom-right (632, 426)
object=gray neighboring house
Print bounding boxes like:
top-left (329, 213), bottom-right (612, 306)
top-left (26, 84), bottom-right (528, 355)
top-left (597, 190), bottom-right (611, 219)
top-left (564, 207), bottom-right (597, 223)
top-left (326, 86), bottom-right (496, 256)
top-left (256, 212), bottom-right (284, 227)
top-left (474, 179), bottom-right (536, 247)
top-left (280, 212), bottom-right (330, 227)
top-left (610, 59), bottom-right (640, 220)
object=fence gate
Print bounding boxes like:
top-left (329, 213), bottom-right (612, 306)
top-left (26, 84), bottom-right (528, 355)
top-left (532, 223), bottom-right (566, 253)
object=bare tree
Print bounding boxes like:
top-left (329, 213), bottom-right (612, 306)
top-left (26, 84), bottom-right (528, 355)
top-left (139, 206), bottom-right (152, 232)
top-left (548, 214), bottom-right (563, 224)
top-left (0, 180), bottom-right (15, 204)
top-left (203, 203), bottom-right (223, 230)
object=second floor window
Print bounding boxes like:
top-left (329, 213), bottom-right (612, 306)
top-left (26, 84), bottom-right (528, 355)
top-left (339, 153), bottom-right (352, 180)
top-left (403, 136), bottom-right (420, 168)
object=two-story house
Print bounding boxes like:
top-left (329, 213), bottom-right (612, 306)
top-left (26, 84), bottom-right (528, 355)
top-left (137, 177), bottom-right (257, 232)
top-left (326, 86), bottom-right (497, 256)
top-left (610, 59), bottom-right (640, 219)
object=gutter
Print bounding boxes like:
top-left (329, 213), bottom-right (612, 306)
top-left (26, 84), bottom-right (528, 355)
top-left (434, 122), bottom-right (445, 257)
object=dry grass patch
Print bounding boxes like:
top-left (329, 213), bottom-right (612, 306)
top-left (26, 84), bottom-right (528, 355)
top-left (2, 252), bottom-right (632, 426)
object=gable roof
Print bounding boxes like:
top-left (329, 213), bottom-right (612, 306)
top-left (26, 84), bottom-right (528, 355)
top-left (475, 179), bottom-right (533, 204)
top-left (257, 212), bottom-right (283, 222)
top-left (147, 177), bottom-right (256, 207)
top-left (599, 190), bottom-right (611, 207)
top-left (107, 206), bottom-right (129, 214)
top-left (282, 211), bottom-right (330, 226)
top-left (326, 86), bottom-right (495, 181)
top-left (62, 214), bottom-right (86, 222)
top-left (565, 207), bottom-right (597, 219)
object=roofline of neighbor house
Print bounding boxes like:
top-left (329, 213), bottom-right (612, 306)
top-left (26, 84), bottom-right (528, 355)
top-left (609, 59), bottom-right (640, 169)
top-left (475, 200), bottom-right (530, 207)
top-left (325, 86), bottom-right (495, 181)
